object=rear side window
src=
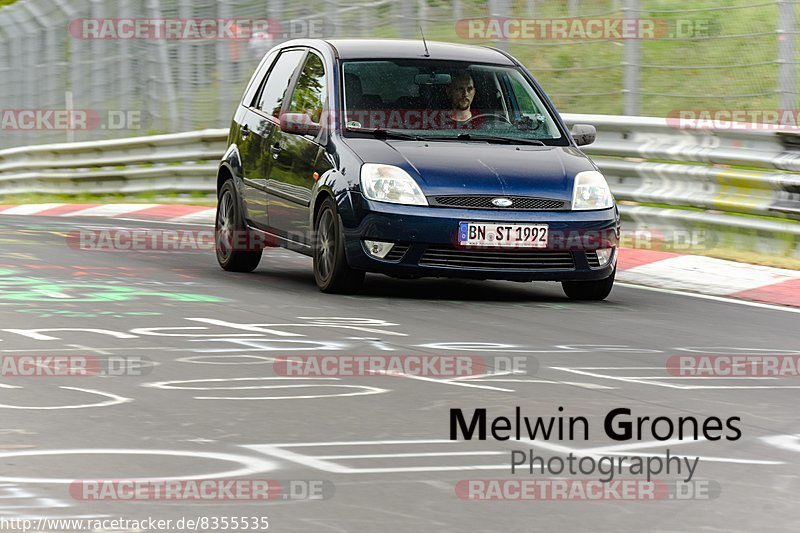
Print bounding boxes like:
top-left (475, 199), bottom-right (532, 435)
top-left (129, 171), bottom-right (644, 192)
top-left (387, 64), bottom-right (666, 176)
top-left (243, 50), bottom-right (277, 107)
top-left (257, 49), bottom-right (305, 118)
top-left (288, 53), bottom-right (326, 123)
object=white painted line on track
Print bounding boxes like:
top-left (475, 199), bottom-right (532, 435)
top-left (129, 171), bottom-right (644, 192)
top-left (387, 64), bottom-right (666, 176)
top-left (0, 449), bottom-right (277, 484)
top-left (316, 451), bottom-right (505, 460)
top-left (244, 441), bottom-right (512, 474)
top-left (0, 387), bottom-right (131, 410)
top-left (618, 282), bottom-right (800, 314)
top-left (761, 434), bottom-right (800, 453)
top-left (265, 439), bottom-right (454, 447)
top-left (193, 384), bottom-right (387, 401)
top-left (142, 376), bottom-right (388, 400)
top-left (620, 254), bottom-right (800, 295)
top-left (550, 366), bottom-right (800, 390)
top-left (0, 204), bottom-right (64, 215)
top-left (169, 210), bottom-right (216, 223)
top-left (470, 377), bottom-right (618, 389)
top-left (368, 370), bottom-right (515, 392)
top-left (111, 217), bottom-right (212, 226)
top-left (60, 204), bottom-right (159, 217)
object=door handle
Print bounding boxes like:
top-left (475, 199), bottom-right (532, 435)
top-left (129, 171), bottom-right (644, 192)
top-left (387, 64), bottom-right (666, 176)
top-left (241, 124), bottom-right (250, 139)
top-left (270, 143), bottom-right (282, 159)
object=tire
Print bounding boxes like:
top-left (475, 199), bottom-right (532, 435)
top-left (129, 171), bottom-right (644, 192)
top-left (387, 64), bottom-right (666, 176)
top-left (562, 267), bottom-right (615, 301)
top-left (215, 180), bottom-right (262, 273)
top-left (313, 197), bottom-right (365, 294)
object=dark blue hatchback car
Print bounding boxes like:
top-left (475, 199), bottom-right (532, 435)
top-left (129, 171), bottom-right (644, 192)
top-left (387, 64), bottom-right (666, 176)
top-left (216, 39), bottom-right (620, 300)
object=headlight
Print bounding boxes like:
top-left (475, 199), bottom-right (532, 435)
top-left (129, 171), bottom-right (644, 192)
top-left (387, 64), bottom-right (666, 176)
top-left (360, 164), bottom-right (428, 206)
top-left (572, 170), bottom-right (614, 210)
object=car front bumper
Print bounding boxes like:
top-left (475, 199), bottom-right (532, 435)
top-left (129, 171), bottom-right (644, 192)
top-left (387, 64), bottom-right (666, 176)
top-left (341, 192), bottom-right (619, 282)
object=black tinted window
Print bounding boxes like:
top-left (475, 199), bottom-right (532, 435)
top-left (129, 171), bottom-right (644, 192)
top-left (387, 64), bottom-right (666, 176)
top-left (288, 53), bottom-right (326, 123)
top-left (257, 49), bottom-right (305, 118)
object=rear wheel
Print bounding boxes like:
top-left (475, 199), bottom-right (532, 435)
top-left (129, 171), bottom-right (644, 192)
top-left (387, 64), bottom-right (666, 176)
top-left (562, 267), bottom-right (615, 301)
top-left (313, 197), bottom-right (364, 294)
top-left (215, 180), bottom-right (262, 272)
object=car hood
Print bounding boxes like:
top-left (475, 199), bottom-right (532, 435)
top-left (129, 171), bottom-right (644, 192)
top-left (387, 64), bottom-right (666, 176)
top-left (343, 138), bottom-right (596, 200)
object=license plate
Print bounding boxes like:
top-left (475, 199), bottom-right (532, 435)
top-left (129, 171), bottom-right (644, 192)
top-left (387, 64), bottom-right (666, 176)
top-left (458, 222), bottom-right (548, 248)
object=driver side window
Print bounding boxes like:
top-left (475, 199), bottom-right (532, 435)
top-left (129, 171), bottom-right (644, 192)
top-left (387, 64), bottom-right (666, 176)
top-left (288, 53), bottom-right (326, 124)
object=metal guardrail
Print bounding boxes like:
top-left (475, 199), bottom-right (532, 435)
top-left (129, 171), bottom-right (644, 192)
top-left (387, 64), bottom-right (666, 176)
top-left (1, 115), bottom-right (798, 258)
top-left (559, 114), bottom-right (800, 259)
top-left (0, 129), bottom-right (225, 195)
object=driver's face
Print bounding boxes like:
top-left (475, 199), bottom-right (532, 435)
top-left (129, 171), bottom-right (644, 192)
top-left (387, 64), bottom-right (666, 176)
top-left (447, 77), bottom-right (475, 111)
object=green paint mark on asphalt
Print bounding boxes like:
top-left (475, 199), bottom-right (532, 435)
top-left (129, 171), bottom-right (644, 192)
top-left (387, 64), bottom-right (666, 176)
top-left (0, 269), bottom-right (223, 303)
top-left (17, 309), bottom-right (164, 318)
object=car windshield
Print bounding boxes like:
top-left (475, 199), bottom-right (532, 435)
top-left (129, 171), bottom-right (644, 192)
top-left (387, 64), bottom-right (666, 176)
top-left (341, 59), bottom-right (566, 145)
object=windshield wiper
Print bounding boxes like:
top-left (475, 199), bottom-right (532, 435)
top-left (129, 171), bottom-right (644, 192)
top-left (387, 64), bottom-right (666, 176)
top-left (346, 127), bottom-right (426, 141)
top-left (450, 133), bottom-right (546, 146)
top-left (346, 128), bottom-right (547, 145)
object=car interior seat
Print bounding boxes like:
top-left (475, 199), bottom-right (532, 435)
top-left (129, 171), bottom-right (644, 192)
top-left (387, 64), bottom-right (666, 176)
top-left (344, 72), bottom-right (364, 111)
top-left (471, 73), bottom-right (506, 118)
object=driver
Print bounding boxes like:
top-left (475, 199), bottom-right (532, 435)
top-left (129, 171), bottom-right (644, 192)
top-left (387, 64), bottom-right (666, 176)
top-left (445, 71), bottom-right (476, 123)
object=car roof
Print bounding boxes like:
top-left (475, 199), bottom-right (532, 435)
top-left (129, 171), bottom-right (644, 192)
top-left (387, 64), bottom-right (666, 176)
top-left (321, 39), bottom-right (516, 65)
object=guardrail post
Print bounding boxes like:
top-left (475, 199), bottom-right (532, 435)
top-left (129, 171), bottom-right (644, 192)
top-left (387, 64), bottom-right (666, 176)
top-left (3, 9), bottom-right (24, 144)
top-left (777, 0), bottom-right (797, 116)
top-left (622, 0), bottom-right (641, 116)
top-left (568, 0), bottom-right (578, 17)
top-left (360, 3), bottom-right (370, 38)
top-left (118, 0), bottom-right (134, 131)
top-left (418, 0), bottom-right (428, 35)
top-left (7, 9), bottom-right (32, 110)
top-left (21, 1), bottom-right (51, 112)
top-left (89, 0), bottom-right (106, 131)
top-left (399, 0), bottom-right (413, 39)
top-left (326, 0), bottom-right (339, 38)
top-left (48, 0), bottom-right (77, 145)
top-left (177, 0), bottom-right (192, 131)
top-left (0, 23), bottom-right (9, 141)
top-left (488, 0), bottom-right (509, 52)
top-left (217, 0), bottom-right (233, 127)
top-left (453, 0), bottom-right (462, 22)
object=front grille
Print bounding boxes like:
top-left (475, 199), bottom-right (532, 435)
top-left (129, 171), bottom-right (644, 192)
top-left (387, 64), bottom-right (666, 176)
top-left (586, 251), bottom-right (600, 267)
top-left (430, 195), bottom-right (567, 210)
top-left (383, 243), bottom-right (410, 262)
top-left (419, 246), bottom-right (575, 270)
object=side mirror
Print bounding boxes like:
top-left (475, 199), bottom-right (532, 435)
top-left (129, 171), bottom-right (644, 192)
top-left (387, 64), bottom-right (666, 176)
top-left (571, 124), bottom-right (596, 146)
top-left (280, 113), bottom-right (321, 136)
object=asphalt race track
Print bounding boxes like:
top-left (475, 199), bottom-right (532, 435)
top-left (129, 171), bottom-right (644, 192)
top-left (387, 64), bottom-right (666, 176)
top-left (0, 214), bottom-right (797, 532)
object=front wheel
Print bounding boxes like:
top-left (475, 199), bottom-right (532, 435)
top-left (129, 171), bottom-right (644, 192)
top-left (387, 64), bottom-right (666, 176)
top-left (561, 268), bottom-right (615, 301)
top-left (313, 197), bottom-right (364, 294)
top-left (215, 180), bottom-right (262, 273)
